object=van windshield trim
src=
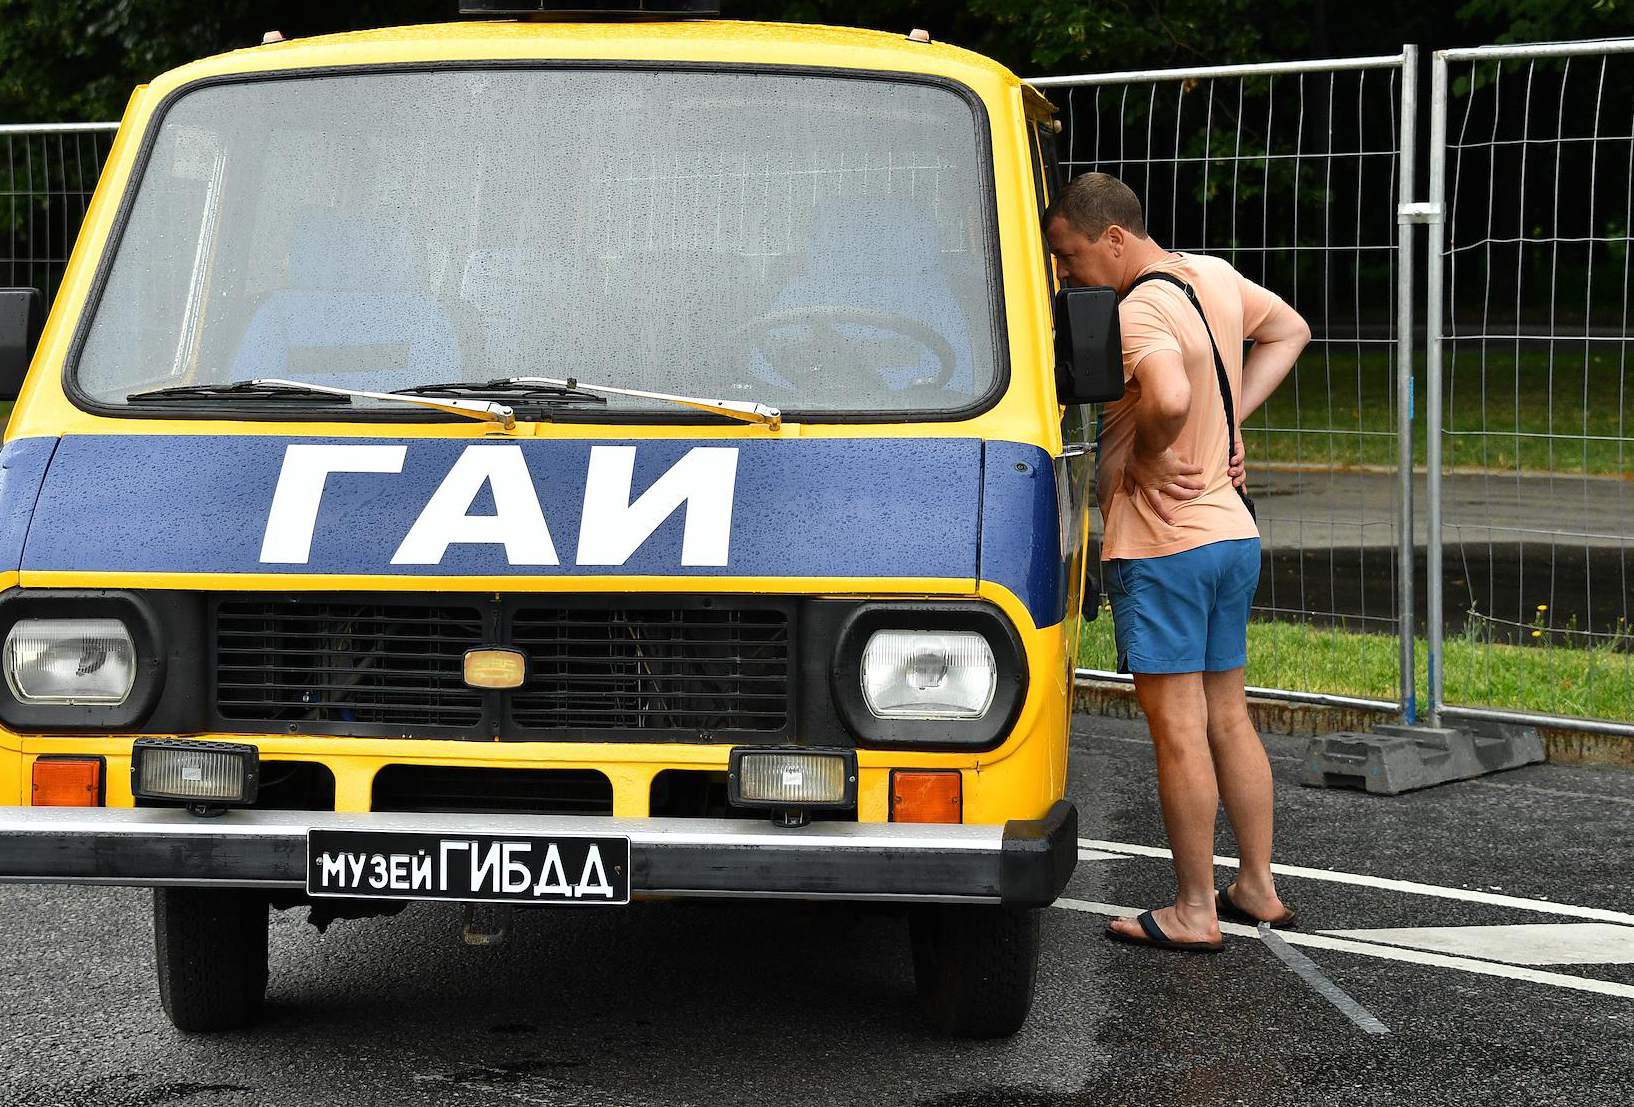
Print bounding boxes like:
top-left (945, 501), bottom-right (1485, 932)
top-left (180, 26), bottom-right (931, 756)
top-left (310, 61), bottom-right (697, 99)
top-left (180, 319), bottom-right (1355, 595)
top-left (62, 60), bottom-right (1011, 427)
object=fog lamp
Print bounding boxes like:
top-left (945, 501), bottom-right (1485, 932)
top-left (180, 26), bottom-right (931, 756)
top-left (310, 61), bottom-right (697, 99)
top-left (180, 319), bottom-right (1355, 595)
top-left (728, 748), bottom-right (857, 822)
top-left (131, 739), bottom-right (259, 814)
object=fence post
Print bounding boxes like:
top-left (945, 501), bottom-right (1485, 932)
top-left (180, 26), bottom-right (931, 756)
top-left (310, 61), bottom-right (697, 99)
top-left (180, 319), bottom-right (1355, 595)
top-left (1394, 44), bottom-right (1418, 725)
top-left (1423, 52), bottom-right (1450, 726)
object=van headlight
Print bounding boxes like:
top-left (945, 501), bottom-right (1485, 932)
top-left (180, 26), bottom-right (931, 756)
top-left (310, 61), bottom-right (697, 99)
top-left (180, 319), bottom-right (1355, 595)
top-left (4, 618), bottom-right (137, 705)
top-left (861, 630), bottom-right (997, 718)
top-left (829, 602), bottom-right (1027, 750)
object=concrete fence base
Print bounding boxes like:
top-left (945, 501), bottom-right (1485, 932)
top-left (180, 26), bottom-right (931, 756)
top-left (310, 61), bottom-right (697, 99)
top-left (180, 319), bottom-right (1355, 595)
top-left (1072, 678), bottom-right (1634, 770)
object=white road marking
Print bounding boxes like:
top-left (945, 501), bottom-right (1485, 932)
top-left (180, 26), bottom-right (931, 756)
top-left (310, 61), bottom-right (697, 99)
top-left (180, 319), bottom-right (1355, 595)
top-left (1077, 849), bottom-right (1130, 862)
top-left (1055, 898), bottom-right (1634, 1000)
top-left (1258, 923), bottom-right (1391, 1035)
top-left (1320, 923), bottom-right (1634, 966)
top-left (1078, 839), bottom-right (1634, 926)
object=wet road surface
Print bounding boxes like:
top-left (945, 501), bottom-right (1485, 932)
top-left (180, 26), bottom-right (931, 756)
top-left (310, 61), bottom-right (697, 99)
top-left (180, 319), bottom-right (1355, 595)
top-left (2, 714), bottom-right (1632, 1107)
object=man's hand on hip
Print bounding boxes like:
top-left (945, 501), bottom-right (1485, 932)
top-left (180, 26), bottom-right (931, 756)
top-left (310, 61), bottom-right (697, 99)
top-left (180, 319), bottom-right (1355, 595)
top-left (1229, 433), bottom-right (1246, 491)
top-left (1123, 445), bottom-right (1205, 525)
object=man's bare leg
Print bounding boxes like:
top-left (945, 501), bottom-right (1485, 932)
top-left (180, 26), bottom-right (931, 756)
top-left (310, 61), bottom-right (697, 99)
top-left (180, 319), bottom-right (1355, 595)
top-left (1108, 671), bottom-right (1221, 944)
top-left (1203, 667), bottom-right (1287, 920)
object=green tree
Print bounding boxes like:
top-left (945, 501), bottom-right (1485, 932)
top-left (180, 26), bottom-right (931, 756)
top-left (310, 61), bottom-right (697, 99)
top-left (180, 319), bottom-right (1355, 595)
top-left (1456, 0), bottom-right (1630, 45)
top-left (0, 0), bottom-right (447, 122)
top-left (0, 0), bottom-right (1627, 123)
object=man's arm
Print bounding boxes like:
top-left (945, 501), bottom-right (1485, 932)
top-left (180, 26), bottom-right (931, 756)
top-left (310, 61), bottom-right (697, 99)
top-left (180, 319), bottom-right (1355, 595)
top-left (1239, 299), bottom-right (1311, 422)
top-left (1122, 348), bottom-right (1201, 524)
top-left (1229, 299), bottom-right (1311, 490)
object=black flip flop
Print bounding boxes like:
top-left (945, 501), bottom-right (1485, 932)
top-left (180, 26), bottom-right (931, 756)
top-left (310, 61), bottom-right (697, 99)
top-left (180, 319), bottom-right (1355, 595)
top-left (1105, 910), bottom-right (1224, 954)
top-left (1216, 885), bottom-right (1299, 929)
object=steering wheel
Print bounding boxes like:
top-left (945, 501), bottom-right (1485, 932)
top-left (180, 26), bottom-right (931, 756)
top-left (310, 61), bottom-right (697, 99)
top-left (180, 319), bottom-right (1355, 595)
top-left (732, 305), bottom-right (960, 394)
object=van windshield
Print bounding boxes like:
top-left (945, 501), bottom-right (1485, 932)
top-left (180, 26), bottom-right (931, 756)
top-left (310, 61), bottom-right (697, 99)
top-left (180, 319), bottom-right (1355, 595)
top-left (74, 67), bottom-right (1002, 418)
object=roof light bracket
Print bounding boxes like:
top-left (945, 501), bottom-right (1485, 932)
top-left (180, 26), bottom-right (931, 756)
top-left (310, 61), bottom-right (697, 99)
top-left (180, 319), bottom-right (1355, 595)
top-left (459, 1), bottom-right (722, 18)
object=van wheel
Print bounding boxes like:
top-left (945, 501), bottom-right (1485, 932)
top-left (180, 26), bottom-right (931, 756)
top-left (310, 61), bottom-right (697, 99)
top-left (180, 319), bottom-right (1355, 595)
top-left (153, 887), bottom-right (269, 1032)
top-left (909, 904), bottom-right (1039, 1038)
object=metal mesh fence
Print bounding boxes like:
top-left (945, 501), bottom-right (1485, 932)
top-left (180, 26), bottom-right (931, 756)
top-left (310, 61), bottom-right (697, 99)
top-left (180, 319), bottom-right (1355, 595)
top-left (1, 123), bottom-right (118, 306)
top-left (1038, 56), bottom-right (1414, 709)
top-left (1431, 42), bottom-right (1634, 726)
top-left (13, 46), bottom-right (1634, 730)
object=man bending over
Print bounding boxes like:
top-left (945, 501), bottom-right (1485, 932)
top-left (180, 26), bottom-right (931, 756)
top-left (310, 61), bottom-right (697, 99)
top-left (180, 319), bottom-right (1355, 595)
top-left (1045, 172), bottom-right (1311, 952)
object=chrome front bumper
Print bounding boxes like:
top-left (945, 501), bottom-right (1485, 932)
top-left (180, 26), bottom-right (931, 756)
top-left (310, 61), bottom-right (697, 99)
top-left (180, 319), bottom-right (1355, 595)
top-left (0, 801), bottom-right (1077, 907)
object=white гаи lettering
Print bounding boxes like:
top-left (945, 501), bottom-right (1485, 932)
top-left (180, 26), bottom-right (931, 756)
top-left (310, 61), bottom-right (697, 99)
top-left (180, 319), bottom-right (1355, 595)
top-left (263, 443), bottom-right (740, 570)
top-left (368, 855), bottom-right (388, 890)
top-left (260, 444), bottom-right (407, 564)
top-left (411, 852), bottom-right (433, 890)
top-left (471, 842), bottom-right (503, 893)
top-left (502, 843), bottom-right (532, 894)
top-left (318, 852), bottom-right (347, 888)
top-left (532, 843), bottom-right (571, 898)
top-left (576, 446), bottom-right (738, 567)
top-left (575, 844), bottom-right (615, 900)
top-left (392, 446), bottom-right (558, 565)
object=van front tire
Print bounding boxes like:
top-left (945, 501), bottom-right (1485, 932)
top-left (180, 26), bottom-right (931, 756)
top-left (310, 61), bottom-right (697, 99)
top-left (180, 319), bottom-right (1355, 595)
top-left (909, 904), bottom-right (1039, 1038)
top-left (153, 887), bottom-right (269, 1032)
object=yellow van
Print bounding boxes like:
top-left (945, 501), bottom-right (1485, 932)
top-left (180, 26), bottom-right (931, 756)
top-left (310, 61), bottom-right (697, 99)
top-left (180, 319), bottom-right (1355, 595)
top-left (0, 2), bottom-right (1121, 1038)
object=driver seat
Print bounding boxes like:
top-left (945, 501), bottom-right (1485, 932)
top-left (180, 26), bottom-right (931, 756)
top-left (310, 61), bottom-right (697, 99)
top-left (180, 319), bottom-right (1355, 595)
top-left (755, 196), bottom-right (976, 395)
top-left (227, 208), bottom-right (461, 392)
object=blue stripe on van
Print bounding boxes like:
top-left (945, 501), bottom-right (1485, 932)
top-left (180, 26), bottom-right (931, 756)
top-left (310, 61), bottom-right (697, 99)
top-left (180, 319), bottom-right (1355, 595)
top-left (979, 440), bottom-right (1066, 629)
top-left (17, 434), bottom-right (1067, 628)
top-left (0, 437), bottom-right (58, 573)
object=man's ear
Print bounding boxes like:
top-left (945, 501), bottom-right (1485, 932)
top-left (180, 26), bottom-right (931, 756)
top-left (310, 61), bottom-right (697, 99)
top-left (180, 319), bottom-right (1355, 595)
top-left (1104, 225), bottom-right (1126, 255)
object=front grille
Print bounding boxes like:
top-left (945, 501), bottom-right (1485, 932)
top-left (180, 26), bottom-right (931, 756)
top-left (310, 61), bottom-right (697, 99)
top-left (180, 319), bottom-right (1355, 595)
top-left (510, 605), bottom-right (790, 734)
top-left (212, 596), bottom-right (794, 740)
top-left (372, 765), bottom-right (612, 815)
top-left (215, 600), bottom-right (485, 728)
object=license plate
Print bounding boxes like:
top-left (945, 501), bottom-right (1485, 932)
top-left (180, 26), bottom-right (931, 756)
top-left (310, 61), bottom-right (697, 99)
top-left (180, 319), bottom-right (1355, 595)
top-left (306, 829), bottom-right (631, 905)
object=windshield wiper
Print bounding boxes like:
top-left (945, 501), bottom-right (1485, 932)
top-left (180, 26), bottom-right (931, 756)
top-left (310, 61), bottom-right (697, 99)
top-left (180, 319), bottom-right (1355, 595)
top-left (128, 380), bottom-right (350, 405)
top-left (128, 377), bottom-right (517, 430)
top-left (392, 379), bottom-right (607, 406)
top-left (503, 377), bottom-right (781, 428)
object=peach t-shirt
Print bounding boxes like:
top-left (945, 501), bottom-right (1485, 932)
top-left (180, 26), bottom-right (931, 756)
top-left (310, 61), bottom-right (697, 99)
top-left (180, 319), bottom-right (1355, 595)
top-left (1097, 252), bottom-right (1283, 561)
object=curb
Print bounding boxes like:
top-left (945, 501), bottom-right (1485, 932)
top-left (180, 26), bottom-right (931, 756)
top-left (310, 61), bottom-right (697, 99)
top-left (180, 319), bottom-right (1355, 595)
top-left (1071, 678), bottom-right (1634, 770)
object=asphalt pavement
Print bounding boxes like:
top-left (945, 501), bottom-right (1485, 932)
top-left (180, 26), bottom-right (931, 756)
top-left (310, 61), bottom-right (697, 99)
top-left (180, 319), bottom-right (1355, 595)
top-left (3, 715), bottom-right (1633, 1107)
top-left (1253, 467), bottom-right (1634, 552)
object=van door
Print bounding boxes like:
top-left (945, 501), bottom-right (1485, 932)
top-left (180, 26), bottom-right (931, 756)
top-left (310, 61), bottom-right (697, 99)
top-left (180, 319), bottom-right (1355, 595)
top-left (1029, 116), bottom-right (1097, 655)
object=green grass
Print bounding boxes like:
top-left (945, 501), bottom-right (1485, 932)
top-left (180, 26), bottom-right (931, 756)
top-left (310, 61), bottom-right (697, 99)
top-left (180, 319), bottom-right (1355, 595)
top-left (1248, 346), bottom-right (1632, 476)
top-left (1078, 611), bottom-right (1634, 722)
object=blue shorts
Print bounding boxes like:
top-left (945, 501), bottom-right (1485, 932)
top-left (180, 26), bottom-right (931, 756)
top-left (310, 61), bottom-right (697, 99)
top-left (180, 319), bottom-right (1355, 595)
top-left (1104, 538), bottom-right (1261, 675)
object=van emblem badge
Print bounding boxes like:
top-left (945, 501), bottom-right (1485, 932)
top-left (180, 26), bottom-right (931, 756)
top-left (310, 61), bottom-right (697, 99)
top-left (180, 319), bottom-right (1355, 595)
top-left (463, 648), bottom-right (527, 690)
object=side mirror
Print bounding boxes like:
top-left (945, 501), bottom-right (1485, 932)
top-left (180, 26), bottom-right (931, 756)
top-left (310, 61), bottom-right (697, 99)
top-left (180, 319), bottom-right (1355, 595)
top-left (1053, 285), bottom-right (1123, 404)
top-left (0, 288), bottom-right (44, 402)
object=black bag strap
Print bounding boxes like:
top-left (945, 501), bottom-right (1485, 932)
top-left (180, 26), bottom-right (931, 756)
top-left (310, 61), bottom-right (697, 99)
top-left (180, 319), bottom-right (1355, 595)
top-left (1126, 270), bottom-right (1255, 517)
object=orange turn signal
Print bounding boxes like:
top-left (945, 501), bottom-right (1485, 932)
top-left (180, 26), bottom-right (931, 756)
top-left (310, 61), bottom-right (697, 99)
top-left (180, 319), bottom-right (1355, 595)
top-left (890, 770), bottom-right (962, 824)
top-left (31, 757), bottom-right (103, 807)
